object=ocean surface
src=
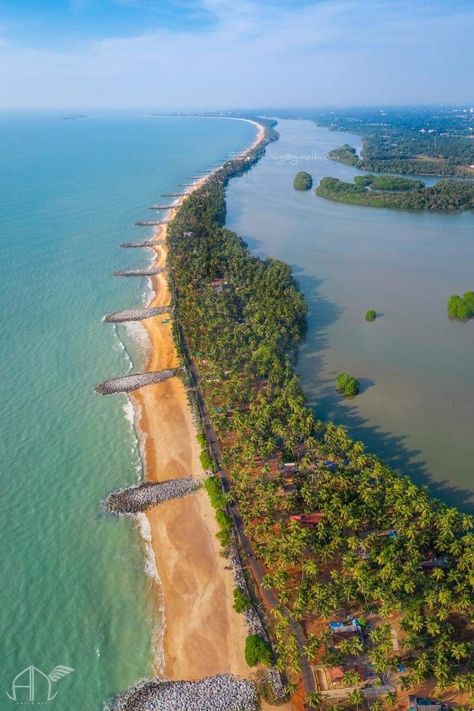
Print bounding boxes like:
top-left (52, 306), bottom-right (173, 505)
top-left (0, 113), bottom-right (255, 709)
top-left (226, 118), bottom-right (474, 512)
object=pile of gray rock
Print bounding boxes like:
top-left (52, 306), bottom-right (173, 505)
top-left (105, 674), bottom-right (259, 711)
top-left (227, 542), bottom-right (267, 639)
top-left (104, 307), bottom-right (170, 323)
top-left (96, 369), bottom-right (178, 395)
top-left (104, 478), bottom-right (200, 515)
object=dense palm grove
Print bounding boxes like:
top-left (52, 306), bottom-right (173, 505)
top-left (167, 153), bottom-right (474, 701)
top-left (316, 176), bottom-right (474, 211)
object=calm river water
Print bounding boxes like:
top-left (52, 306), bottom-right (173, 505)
top-left (226, 119), bottom-right (474, 512)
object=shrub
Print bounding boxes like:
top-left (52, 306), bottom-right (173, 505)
top-left (204, 476), bottom-right (232, 548)
top-left (448, 292), bottom-right (474, 320)
top-left (293, 171), bottom-right (313, 191)
top-left (204, 475), bottom-right (227, 509)
top-left (233, 587), bottom-right (252, 613)
top-left (365, 309), bottom-right (376, 322)
top-left (245, 634), bottom-right (273, 667)
top-left (336, 372), bottom-right (360, 397)
top-left (197, 432), bottom-right (214, 470)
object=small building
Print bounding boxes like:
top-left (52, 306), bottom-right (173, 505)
top-left (208, 278), bottom-right (229, 293)
top-left (329, 619), bottom-right (364, 643)
top-left (290, 512), bottom-right (323, 526)
top-left (419, 555), bottom-right (448, 569)
top-left (376, 529), bottom-right (397, 539)
top-left (408, 696), bottom-right (448, 711)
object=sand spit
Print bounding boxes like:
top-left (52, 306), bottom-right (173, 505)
top-left (113, 268), bottom-right (166, 277)
top-left (96, 369), bottom-right (179, 395)
top-left (104, 478), bottom-right (200, 515)
top-left (105, 674), bottom-right (259, 711)
top-left (104, 307), bottom-right (170, 323)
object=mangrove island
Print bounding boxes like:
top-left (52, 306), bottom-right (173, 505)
top-left (315, 176), bottom-right (474, 210)
top-left (336, 372), bottom-right (361, 396)
top-left (447, 291), bottom-right (474, 320)
top-left (293, 171), bottom-right (313, 190)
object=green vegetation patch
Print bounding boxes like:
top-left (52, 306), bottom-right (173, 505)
top-left (365, 309), bottom-right (376, 322)
top-left (204, 475), bottom-right (232, 548)
top-left (293, 171), bottom-right (313, 191)
top-left (447, 291), bottom-right (474, 320)
top-left (354, 174), bottom-right (425, 191)
top-left (197, 432), bottom-right (214, 471)
top-left (316, 176), bottom-right (474, 211)
top-left (245, 634), bottom-right (273, 667)
top-left (336, 372), bottom-right (360, 397)
top-left (233, 587), bottom-right (252, 613)
top-left (328, 144), bottom-right (360, 167)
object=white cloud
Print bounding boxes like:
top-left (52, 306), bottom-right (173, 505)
top-left (0, 0), bottom-right (472, 108)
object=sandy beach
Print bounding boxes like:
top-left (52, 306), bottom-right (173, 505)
top-left (131, 120), bottom-right (289, 695)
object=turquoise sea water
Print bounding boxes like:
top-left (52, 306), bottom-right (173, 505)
top-left (227, 118), bottom-right (474, 512)
top-left (0, 114), bottom-right (255, 709)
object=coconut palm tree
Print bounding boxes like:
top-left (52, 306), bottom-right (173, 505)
top-left (305, 691), bottom-right (323, 708)
top-left (384, 690), bottom-right (397, 708)
top-left (349, 688), bottom-right (365, 710)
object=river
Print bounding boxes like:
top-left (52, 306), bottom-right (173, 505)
top-left (226, 118), bottom-right (474, 512)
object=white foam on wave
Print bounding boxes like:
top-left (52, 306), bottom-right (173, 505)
top-left (112, 324), bottom-right (134, 373)
top-left (136, 512), bottom-right (166, 676)
top-left (112, 324), bottom-right (143, 477)
top-left (143, 277), bottom-right (155, 306)
top-left (110, 242), bottom-right (167, 676)
top-left (123, 319), bottom-right (152, 356)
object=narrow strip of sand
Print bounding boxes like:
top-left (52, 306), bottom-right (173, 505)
top-left (131, 121), bottom-right (277, 684)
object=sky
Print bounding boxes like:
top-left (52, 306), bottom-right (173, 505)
top-left (0, 0), bottom-right (472, 109)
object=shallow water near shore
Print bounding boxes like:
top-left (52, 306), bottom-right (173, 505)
top-left (0, 113), bottom-right (255, 709)
top-left (226, 118), bottom-right (474, 512)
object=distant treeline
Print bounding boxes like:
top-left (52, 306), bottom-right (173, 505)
top-left (316, 176), bottom-right (474, 211)
top-left (272, 107), bottom-right (474, 177)
top-left (329, 139), bottom-right (474, 178)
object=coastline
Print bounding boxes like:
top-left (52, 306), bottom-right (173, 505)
top-left (131, 120), bottom-right (268, 683)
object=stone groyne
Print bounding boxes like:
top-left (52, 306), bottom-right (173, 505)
top-left (105, 674), bottom-right (259, 711)
top-left (96, 368), bottom-right (179, 395)
top-left (104, 478), bottom-right (200, 515)
top-left (120, 240), bottom-right (165, 248)
top-left (135, 220), bottom-right (170, 226)
top-left (104, 306), bottom-right (170, 323)
top-left (113, 268), bottom-right (165, 277)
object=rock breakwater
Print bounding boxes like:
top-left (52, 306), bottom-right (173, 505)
top-left (113, 268), bottom-right (165, 277)
top-left (104, 478), bottom-right (200, 515)
top-left (95, 368), bottom-right (179, 395)
top-left (105, 674), bottom-right (259, 711)
top-left (120, 240), bottom-right (165, 248)
top-left (104, 307), bottom-right (170, 323)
